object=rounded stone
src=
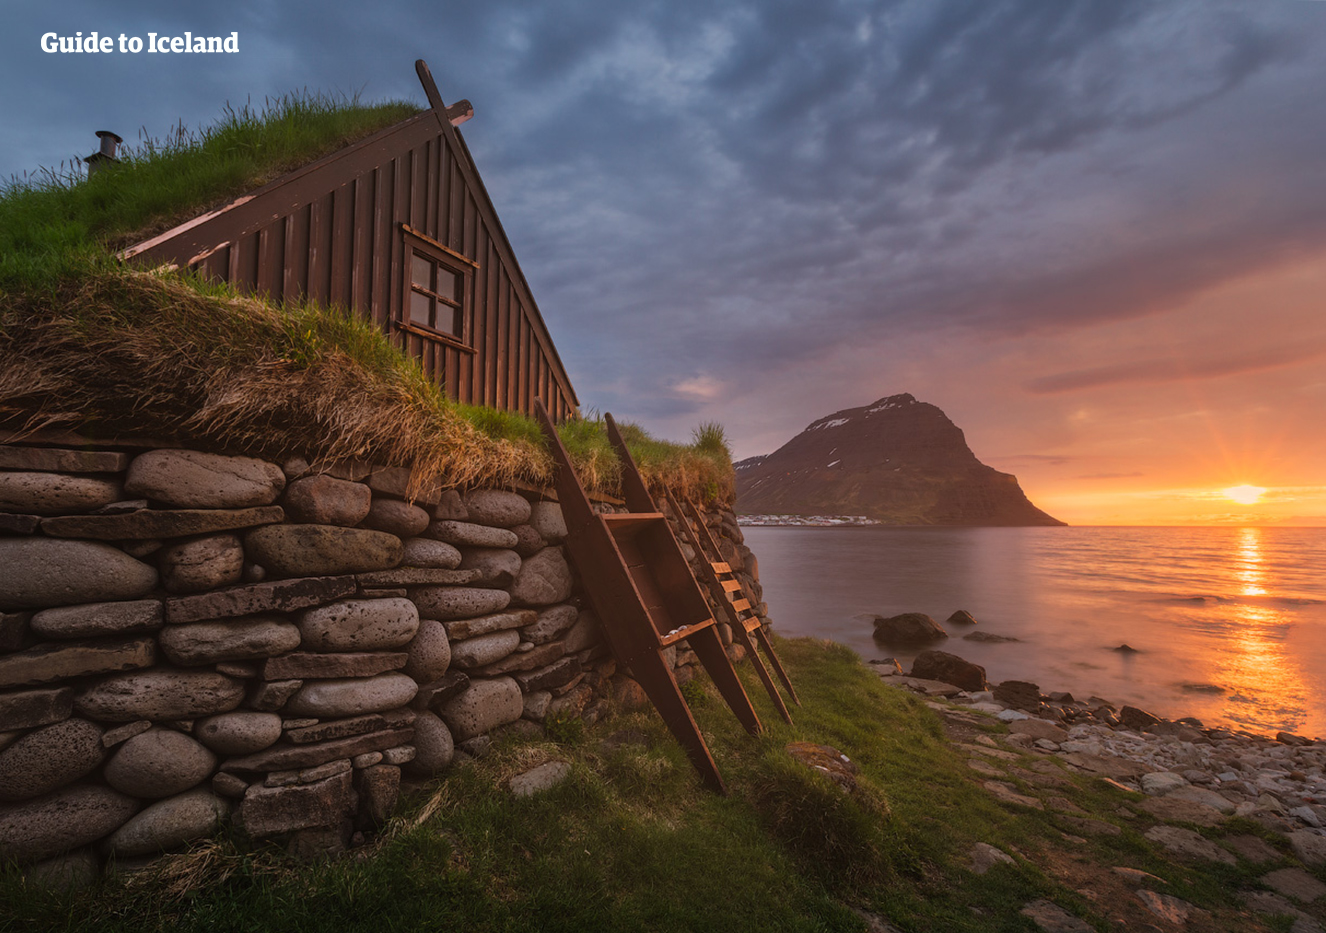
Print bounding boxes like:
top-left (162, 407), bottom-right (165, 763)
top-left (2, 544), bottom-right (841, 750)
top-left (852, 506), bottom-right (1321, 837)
top-left (159, 617), bottom-right (301, 666)
top-left (0, 719), bottom-right (105, 801)
top-left (507, 524), bottom-right (544, 558)
top-left (194, 712), bottom-right (283, 756)
top-left (424, 521), bottom-right (519, 549)
top-left (460, 490), bottom-right (532, 527)
top-left (403, 619), bottom-right (451, 683)
top-left (158, 534), bottom-right (244, 594)
top-left (509, 547), bottom-right (573, 606)
top-left (104, 728), bottom-right (218, 798)
top-left (0, 539), bottom-right (158, 611)
top-left (245, 525), bottom-right (403, 577)
top-left (75, 670), bottom-right (245, 722)
top-left (30, 599), bottom-right (163, 640)
top-left (403, 711), bottom-right (454, 777)
top-left (283, 673), bottom-right (419, 718)
top-left (282, 474), bottom-right (372, 526)
top-left (520, 604), bottom-right (580, 645)
top-left (450, 630), bottom-right (520, 669)
top-left (125, 449), bottom-right (285, 509)
top-left (0, 472), bottom-right (123, 516)
top-left (872, 612), bottom-right (948, 644)
top-left (458, 547), bottom-right (522, 578)
top-left (361, 499), bottom-right (431, 537)
top-left (0, 785), bottom-right (139, 863)
top-left (411, 586), bottom-right (511, 620)
top-left (103, 789), bottom-right (229, 857)
top-left (298, 597), bottom-right (419, 652)
top-left (527, 501), bottom-right (567, 543)
top-left (439, 677), bottom-right (523, 741)
top-left (400, 537), bottom-right (462, 569)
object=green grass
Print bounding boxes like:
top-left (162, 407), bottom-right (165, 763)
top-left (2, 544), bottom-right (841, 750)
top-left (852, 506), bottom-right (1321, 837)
top-left (0, 93), bottom-right (420, 290)
top-left (3, 637), bottom-right (1299, 932)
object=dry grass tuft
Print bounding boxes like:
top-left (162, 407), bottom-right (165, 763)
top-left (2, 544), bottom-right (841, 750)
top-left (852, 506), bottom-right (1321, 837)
top-left (0, 268), bottom-right (733, 502)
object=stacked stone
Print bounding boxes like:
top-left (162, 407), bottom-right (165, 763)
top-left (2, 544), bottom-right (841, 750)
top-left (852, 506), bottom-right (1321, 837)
top-left (0, 441), bottom-right (626, 873)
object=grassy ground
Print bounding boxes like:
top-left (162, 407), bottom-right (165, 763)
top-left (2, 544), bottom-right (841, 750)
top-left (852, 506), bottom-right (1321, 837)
top-left (3, 637), bottom-right (1313, 933)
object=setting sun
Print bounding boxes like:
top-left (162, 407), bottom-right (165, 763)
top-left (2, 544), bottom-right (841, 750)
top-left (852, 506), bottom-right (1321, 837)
top-left (1223, 484), bottom-right (1267, 505)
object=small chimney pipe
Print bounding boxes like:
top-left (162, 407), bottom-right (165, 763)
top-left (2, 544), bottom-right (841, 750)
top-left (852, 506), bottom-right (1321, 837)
top-left (85, 130), bottom-right (123, 177)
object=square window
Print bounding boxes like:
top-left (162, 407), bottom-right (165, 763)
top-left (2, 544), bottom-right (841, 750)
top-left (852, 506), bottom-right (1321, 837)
top-left (399, 227), bottom-right (473, 348)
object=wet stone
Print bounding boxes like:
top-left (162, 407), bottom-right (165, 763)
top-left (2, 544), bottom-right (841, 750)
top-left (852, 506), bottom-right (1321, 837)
top-left (30, 599), bottom-right (163, 640)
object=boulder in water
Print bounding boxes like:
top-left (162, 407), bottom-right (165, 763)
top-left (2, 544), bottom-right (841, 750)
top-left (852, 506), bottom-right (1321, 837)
top-left (872, 612), bottom-right (947, 644)
top-left (946, 610), bottom-right (977, 625)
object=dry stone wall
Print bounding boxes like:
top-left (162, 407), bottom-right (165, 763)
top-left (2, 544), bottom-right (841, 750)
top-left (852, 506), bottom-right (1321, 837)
top-left (0, 438), bottom-right (762, 875)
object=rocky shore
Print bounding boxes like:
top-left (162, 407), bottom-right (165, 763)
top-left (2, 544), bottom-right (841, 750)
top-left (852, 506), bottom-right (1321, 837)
top-left (873, 651), bottom-right (1326, 850)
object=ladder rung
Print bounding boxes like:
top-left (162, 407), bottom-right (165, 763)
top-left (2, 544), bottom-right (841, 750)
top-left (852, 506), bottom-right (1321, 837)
top-left (721, 579), bottom-right (742, 593)
top-left (710, 561), bottom-right (731, 574)
top-left (660, 618), bottom-right (716, 646)
top-left (742, 616), bottom-right (763, 632)
top-left (729, 598), bottom-right (751, 613)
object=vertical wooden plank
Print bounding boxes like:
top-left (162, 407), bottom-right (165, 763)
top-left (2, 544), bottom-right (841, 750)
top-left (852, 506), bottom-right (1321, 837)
top-left (391, 156), bottom-right (410, 332)
top-left (232, 233), bottom-right (259, 293)
top-left (449, 159), bottom-right (464, 249)
top-left (424, 136), bottom-right (439, 239)
top-left (329, 183), bottom-right (353, 310)
top-left (371, 160), bottom-right (394, 330)
top-left (256, 222), bottom-right (284, 301)
top-left (517, 322), bottom-right (529, 415)
top-left (506, 293), bottom-right (520, 412)
top-left (435, 137), bottom-right (451, 244)
top-left (495, 275), bottom-right (510, 410)
top-left (307, 193), bottom-right (332, 307)
top-left (445, 346), bottom-right (461, 398)
top-left (410, 144), bottom-right (427, 230)
top-left (283, 202), bottom-right (311, 303)
top-left (351, 174), bottom-right (374, 322)
top-left (484, 240), bottom-right (499, 407)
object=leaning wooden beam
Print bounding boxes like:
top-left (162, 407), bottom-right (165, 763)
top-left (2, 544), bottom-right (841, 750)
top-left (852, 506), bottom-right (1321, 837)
top-left (533, 399), bottom-right (729, 792)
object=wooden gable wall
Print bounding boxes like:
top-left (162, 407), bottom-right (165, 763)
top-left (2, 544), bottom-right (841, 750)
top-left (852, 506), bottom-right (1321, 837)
top-left (125, 106), bottom-right (578, 421)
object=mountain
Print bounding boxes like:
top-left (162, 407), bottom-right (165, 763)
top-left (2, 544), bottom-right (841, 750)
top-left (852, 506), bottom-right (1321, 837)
top-left (735, 394), bottom-right (1065, 526)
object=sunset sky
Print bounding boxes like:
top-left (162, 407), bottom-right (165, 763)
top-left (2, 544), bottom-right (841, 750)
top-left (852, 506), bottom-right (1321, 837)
top-left (4, 1), bottom-right (1324, 525)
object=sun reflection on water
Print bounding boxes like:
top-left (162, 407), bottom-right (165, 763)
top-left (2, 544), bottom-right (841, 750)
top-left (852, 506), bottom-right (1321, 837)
top-left (1236, 527), bottom-right (1266, 597)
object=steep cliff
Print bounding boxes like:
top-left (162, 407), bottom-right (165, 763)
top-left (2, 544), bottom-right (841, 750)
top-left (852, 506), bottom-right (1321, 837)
top-left (735, 394), bottom-right (1064, 526)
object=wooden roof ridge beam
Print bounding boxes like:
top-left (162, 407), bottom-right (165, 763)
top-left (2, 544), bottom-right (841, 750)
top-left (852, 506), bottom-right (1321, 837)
top-left (414, 59), bottom-right (473, 127)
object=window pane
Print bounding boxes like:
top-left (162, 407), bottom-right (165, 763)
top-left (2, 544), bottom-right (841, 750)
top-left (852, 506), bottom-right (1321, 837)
top-left (435, 268), bottom-right (458, 301)
top-left (436, 303), bottom-right (459, 336)
top-left (411, 254), bottom-right (432, 289)
top-left (410, 290), bottom-right (433, 327)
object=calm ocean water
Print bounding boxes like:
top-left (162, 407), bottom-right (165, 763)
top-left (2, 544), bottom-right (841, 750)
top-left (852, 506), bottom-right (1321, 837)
top-left (742, 525), bottom-right (1326, 738)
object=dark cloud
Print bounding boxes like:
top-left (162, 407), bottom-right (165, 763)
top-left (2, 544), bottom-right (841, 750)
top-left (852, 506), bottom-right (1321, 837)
top-left (4, 0), bottom-right (1326, 453)
top-left (1025, 341), bottom-right (1326, 394)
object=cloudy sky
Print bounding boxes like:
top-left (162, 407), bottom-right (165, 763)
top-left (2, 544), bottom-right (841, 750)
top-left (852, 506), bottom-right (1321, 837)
top-left (5, 0), bottom-right (1325, 524)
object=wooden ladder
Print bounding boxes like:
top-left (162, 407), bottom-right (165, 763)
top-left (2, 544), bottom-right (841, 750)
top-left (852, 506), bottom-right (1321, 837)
top-left (664, 489), bottom-right (800, 720)
top-left (533, 400), bottom-right (762, 793)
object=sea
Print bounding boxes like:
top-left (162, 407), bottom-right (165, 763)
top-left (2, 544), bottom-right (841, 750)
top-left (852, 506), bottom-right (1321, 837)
top-left (741, 525), bottom-right (1326, 738)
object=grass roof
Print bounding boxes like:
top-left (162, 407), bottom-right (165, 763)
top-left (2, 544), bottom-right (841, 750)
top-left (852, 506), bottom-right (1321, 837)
top-left (0, 95), bottom-right (733, 502)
